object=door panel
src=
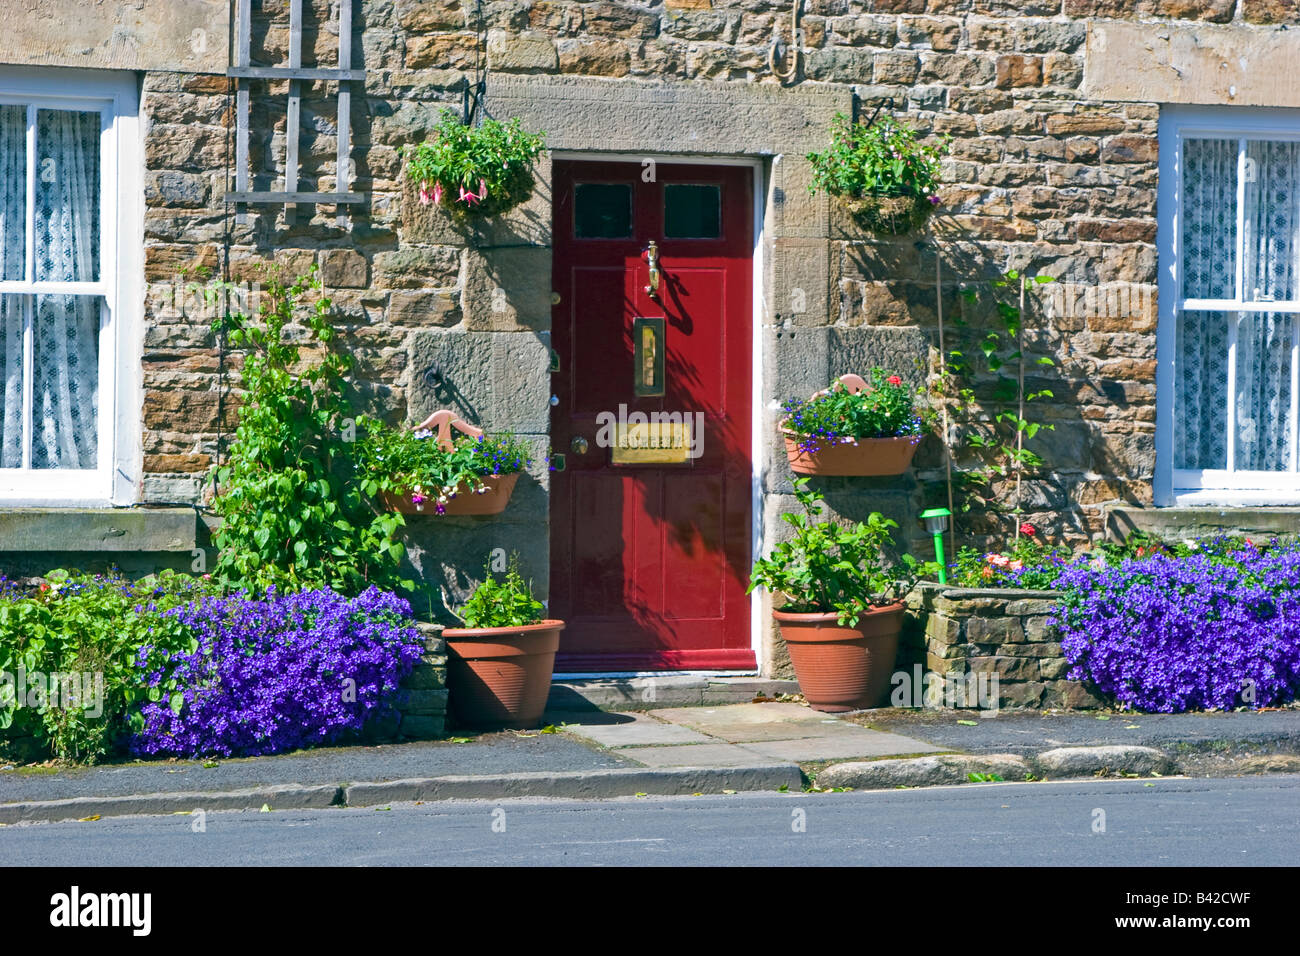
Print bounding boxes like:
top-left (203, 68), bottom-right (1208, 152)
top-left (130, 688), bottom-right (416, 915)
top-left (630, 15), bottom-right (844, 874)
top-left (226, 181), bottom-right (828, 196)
top-left (550, 160), bottom-right (754, 673)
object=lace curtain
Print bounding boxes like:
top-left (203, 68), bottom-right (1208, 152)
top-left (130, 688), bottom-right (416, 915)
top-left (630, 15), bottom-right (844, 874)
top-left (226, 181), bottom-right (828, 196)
top-left (1176, 138), bottom-right (1235, 470)
top-left (1236, 141), bottom-right (1300, 471)
top-left (0, 107), bottom-right (100, 471)
top-left (1177, 137), bottom-right (1300, 473)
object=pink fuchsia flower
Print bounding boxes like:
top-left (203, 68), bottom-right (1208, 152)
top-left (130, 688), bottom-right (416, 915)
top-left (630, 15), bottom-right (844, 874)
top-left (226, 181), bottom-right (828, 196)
top-left (418, 181), bottom-right (433, 206)
top-left (435, 501), bottom-right (446, 515)
top-left (458, 185), bottom-right (480, 206)
top-left (433, 182), bottom-right (443, 205)
top-left (1020, 522), bottom-right (1036, 537)
top-left (410, 493), bottom-right (426, 505)
top-left (887, 375), bottom-right (903, 386)
top-left (478, 178), bottom-right (488, 200)
top-left (928, 195), bottom-right (941, 206)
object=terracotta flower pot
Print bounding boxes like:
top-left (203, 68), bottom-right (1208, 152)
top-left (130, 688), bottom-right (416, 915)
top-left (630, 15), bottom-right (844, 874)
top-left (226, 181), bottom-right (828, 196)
top-left (444, 619), bottom-right (565, 729)
top-left (782, 432), bottom-right (919, 476)
top-left (380, 472), bottom-right (519, 516)
top-left (773, 603), bottom-right (904, 712)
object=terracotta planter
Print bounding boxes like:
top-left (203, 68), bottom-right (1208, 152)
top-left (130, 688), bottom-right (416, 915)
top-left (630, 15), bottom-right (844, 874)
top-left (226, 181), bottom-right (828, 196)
top-left (380, 472), bottom-right (519, 516)
top-left (774, 603), bottom-right (904, 712)
top-left (782, 432), bottom-right (919, 476)
top-left (444, 620), bottom-right (565, 729)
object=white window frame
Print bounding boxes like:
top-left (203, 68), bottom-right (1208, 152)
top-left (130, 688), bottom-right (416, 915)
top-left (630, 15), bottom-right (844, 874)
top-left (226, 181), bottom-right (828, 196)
top-left (0, 66), bottom-right (141, 506)
top-left (1157, 105), bottom-right (1300, 507)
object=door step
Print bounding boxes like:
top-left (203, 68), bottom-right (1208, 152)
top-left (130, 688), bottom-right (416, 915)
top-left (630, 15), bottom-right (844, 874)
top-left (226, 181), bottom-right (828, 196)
top-left (547, 676), bottom-right (800, 712)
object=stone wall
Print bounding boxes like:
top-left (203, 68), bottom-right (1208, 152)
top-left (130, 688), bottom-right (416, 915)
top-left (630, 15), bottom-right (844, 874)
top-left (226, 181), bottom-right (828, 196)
top-left (116, 0), bottom-right (1300, 650)
top-left (903, 582), bottom-right (1105, 709)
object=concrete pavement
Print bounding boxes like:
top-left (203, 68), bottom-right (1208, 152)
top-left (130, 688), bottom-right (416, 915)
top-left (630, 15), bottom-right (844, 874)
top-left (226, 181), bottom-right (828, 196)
top-left (3, 700), bottom-right (1300, 823)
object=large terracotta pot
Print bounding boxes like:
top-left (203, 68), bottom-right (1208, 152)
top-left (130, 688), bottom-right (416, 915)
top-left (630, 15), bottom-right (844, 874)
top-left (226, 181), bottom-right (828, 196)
top-left (773, 603), bottom-right (904, 712)
top-left (782, 432), bottom-right (919, 477)
top-left (380, 472), bottom-right (519, 516)
top-left (443, 619), bottom-right (564, 729)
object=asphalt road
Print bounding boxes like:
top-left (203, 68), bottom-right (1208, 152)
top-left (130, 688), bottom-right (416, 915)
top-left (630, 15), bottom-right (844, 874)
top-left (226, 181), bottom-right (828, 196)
top-left (3, 774), bottom-right (1298, 866)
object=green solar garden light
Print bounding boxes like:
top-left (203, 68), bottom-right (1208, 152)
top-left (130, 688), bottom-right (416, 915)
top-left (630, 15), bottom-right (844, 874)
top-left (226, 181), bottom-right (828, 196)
top-left (920, 507), bottom-right (952, 584)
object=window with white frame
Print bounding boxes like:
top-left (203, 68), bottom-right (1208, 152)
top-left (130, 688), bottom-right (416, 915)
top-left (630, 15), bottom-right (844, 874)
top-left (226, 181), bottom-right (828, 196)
top-left (1162, 109), bottom-right (1300, 501)
top-left (0, 69), bottom-right (139, 504)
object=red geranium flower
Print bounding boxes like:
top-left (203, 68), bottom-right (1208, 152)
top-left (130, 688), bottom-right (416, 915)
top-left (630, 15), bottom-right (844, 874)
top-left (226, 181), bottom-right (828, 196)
top-left (1019, 522), bottom-right (1036, 536)
top-left (887, 375), bottom-right (902, 386)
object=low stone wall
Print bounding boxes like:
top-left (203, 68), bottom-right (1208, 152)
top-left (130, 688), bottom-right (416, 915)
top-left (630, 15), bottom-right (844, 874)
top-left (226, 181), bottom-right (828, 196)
top-left (395, 622), bottom-right (449, 740)
top-left (902, 583), bottom-right (1104, 711)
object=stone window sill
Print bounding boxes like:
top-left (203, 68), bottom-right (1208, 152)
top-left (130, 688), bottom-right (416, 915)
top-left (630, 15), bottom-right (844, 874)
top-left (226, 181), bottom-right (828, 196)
top-left (0, 507), bottom-right (197, 553)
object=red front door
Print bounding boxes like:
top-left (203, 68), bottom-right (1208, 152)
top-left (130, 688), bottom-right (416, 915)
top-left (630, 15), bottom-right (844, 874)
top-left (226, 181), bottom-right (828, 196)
top-left (550, 160), bottom-right (754, 672)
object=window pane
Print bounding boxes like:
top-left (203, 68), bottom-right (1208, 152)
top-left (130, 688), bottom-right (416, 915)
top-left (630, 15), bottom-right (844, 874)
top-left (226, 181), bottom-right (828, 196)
top-left (1235, 311), bottom-right (1293, 471)
top-left (665, 184), bottom-right (721, 238)
top-left (1175, 309), bottom-right (1229, 470)
top-left (32, 294), bottom-right (98, 470)
top-left (0, 295), bottom-right (22, 468)
top-left (35, 109), bottom-right (99, 283)
top-left (0, 106), bottom-right (24, 282)
top-left (1182, 138), bottom-right (1237, 300)
top-left (574, 183), bottom-right (632, 239)
top-left (1244, 140), bottom-right (1300, 304)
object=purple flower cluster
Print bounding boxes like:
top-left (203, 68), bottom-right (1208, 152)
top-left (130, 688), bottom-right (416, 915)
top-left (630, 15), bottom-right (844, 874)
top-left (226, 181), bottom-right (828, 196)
top-left (1051, 548), bottom-right (1300, 712)
top-left (131, 587), bottom-right (424, 758)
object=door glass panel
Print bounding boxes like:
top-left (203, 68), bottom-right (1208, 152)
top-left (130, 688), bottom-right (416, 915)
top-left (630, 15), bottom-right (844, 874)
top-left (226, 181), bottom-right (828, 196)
top-left (0, 106), bottom-right (24, 282)
top-left (574, 182), bottom-right (632, 239)
top-left (664, 184), bottom-right (721, 239)
top-left (34, 109), bottom-right (100, 283)
top-left (32, 293), bottom-right (98, 470)
top-left (1244, 139), bottom-right (1300, 304)
top-left (1175, 309), bottom-right (1229, 470)
top-left (1181, 138), bottom-right (1237, 300)
top-left (1235, 311), bottom-right (1293, 471)
top-left (0, 294), bottom-right (22, 468)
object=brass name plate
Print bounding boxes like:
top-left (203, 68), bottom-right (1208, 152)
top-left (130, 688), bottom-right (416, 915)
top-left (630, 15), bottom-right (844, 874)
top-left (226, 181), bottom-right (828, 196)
top-left (610, 420), bottom-right (692, 465)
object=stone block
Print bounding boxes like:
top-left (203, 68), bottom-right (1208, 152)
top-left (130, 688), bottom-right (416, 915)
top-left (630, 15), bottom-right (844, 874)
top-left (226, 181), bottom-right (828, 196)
top-left (966, 616), bottom-right (1024, 645)
top-left (487, 29), bottom-right (558, 72)
top-left (462, 246), bottom-right (552, 331)
top-left (399, 714), bottom-right (446, 739)
top-left (771, 154), bottom-right (828, 240)
top-left (408, 328), bottom-right (552, 434)
top-left (399, 687), bottom-right (450, 716)
top-left (968, 655), bottom-right (1038, 680)
top-left (771, 237), bottom-right (830, 327)
top-left (1038, 657), bottom-right (1072, 679)
top-left (318, 249), bottom-right (368, 289)
top-left (926, 614), bottom-right (961, 646)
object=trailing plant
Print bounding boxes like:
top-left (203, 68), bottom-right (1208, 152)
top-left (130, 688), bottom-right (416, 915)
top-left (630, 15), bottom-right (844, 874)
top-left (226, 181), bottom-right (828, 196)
top-left (210, 265), bottom-right (408, 596)
top-left (807, 112), bottom-right (948, 232)
top-left (748, 478), bottom-right (933, 626)
top-left (1051, 542), bottom-right (1300, 712)
top-left (781, 368), bottom-right (924, 455)
top-left (355, 419), bottom-right (531, 515)
top-left (933, 270), bottom-right (1056, 540)
top-left (808, 112), bottom-right (948, 203)
top-left (0, 569), bottom-right (219, 763)
top-left (404, 109), bottom-right (546, 218)
top-left (452, 557), bottom-right (545, 629)
top-left (132, 587), bottom-right (423, 758)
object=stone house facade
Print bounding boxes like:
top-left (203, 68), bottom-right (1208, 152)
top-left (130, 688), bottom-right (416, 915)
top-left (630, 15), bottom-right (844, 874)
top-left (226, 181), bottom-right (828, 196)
top-left (1, 0), bottom-right (1298, 677)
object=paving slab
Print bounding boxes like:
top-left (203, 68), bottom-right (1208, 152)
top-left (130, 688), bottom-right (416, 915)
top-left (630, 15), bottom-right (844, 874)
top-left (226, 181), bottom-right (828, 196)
top-left (649, 702), bottom-right (880, 742)
top-left (615, 743), bottom-right (780, 769)
top-left (738, 733), bottom-right (947, 762)
top-left (556, 711), bottom-right (714, 748)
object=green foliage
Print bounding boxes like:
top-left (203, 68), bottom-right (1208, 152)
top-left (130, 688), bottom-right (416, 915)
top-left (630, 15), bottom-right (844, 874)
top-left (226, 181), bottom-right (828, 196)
top-left (355, 419), bottom-right (530, 511)
top-left (781, 368), bottom-right (923, 448)
top-left (455, 557), bottom-right (545, 629)
top-left (0, 571), bottom-right (217, 762)
top-left (210, 265), bottom-right (409, 597)
top-left (807, 112), bottom-right (948, 202)
top-left (935, 270), bottom-right (1056, 525)
top-left (404, 110), bottom-right (546, 218)
top-left (748, 478), bottom-right (934, 627)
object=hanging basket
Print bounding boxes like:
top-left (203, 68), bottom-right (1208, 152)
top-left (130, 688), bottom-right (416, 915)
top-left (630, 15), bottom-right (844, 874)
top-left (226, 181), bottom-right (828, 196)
top-left (839, 194), bottom-right (933, 236)
top-left (381, 473), bottom-right (519, 516)
top-left (377, 409), bottom-right (521, 517)
top-left (779, 373), bottom-right (921, 477)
